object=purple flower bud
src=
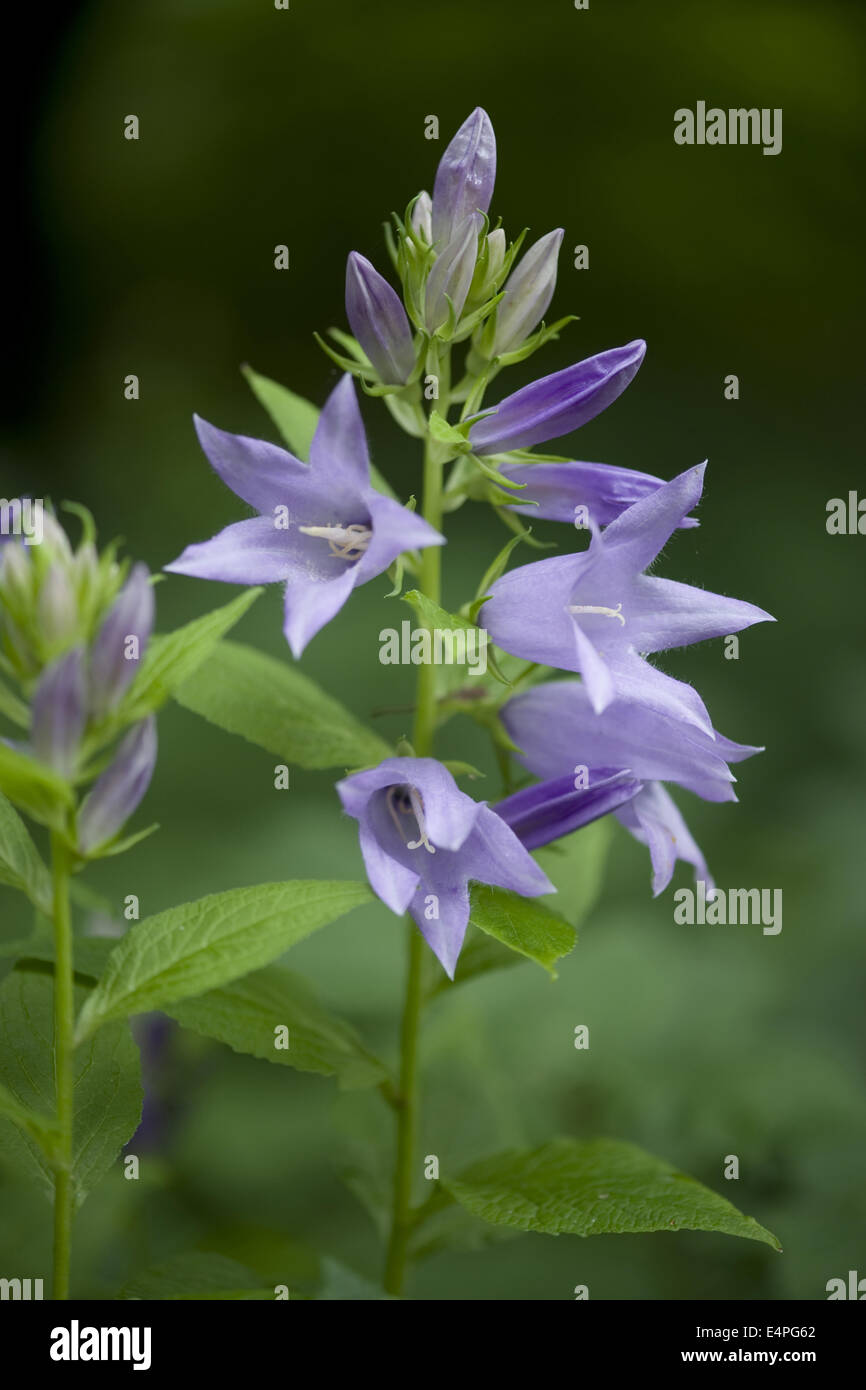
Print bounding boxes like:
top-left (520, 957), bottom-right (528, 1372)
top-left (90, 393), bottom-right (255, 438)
top-left (494, 769), bottom-right (642, 851)
top-left (31, 646), bottom-right (87, 777)
top-left (490, 228), bottom-right (564, 356)
top-left (432, 107), bottom-right (496, 248)
top-left (410, 191), bottom-right (433, 243)
top-left (469, 340), bottom-right (647, 455)
top-left (425, 213), bottom-right (482, 333)
top-left (77, 716), bottom-right (157, 854)
top-left (345, 253), bottom-right (416, 386)
top-left (89, 563), bottom-right (154, 718)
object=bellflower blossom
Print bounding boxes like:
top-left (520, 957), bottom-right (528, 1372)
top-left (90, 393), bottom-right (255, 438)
top-left (493, 768), bottom-right (642, 850)
top-left (501, 680), bottom-right (763, 892)
top-left (482, 463), bottom-right (774, 731)
top-left (337, 756), bottom-right (553, 977)
top-left (498, 456), bottom-right (699, 530)
top-left (166, 375), bottom-right (444, 657)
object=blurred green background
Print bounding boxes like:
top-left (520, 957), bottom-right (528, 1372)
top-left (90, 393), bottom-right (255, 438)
top-left (2, 0), bottom-right (864, 1299)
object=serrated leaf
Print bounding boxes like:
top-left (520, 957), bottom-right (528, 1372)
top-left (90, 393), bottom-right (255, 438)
top-left (119, 588), bottom-right (262, 722)
top-left (242, 365), bottom-right (319, 461)
top-left (0, 968), bottom-right (142, 1205)
top-left (442, 1138), bottom-right (781, 1249)
top-left (534, 817), bottom-right (613, 928)
top-left (468, 883), bottom-right (576, 978)
top-left (121, 1252), bottom-right (273, 1301)
top-left (173, 639), bottom-right (391, 770)
top-left (166, 964), bottom-right (389, 1090)
top-left (0, 743), bottom-right (73, 830)
top-left (0, 790), bottom-right (52, 911)
top-left (75, 880), bottom-right (373, 1041)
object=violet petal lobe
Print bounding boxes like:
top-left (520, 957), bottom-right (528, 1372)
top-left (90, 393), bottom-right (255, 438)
top-left (615, 782), bottom-right (713, 896)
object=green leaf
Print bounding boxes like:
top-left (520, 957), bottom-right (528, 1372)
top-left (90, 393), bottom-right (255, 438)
top-left (242, 365), bottom-right (319, 461)
top-left (173, 639), bottom-right (391, 770)
top-left (0, 743), bottom-right (73, 830)
top-left (317, 1257), bottom-right (395, 1301)
top-left (0, 675), bottom-right (29, 729)
top-left (120, 1252), bottom-right (273, 1301)
top-left (75, 880), bottom-right (373, 1042)
top-left (534, 817), bottom-right (613, 928)
top-left (119, 588), bottom-right (262, 721)
top-left (0, 968), bottom-right (142, 1205)
top-left (0, 790), bottom-right (52, 911)
top-left (441, 1138), bottom-right (782, 1250)
top-left (427, 411), bottom-right (470, 451)
top-left (165, 965), bottom-right (389, 1090)
top-left (468, 883), bottom-right (576, 978)
top-left (0, 931), bottom-right (122, 981)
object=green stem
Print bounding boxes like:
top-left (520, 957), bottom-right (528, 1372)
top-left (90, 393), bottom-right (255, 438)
top-left (383, 409), bottom-right (447, 1297)
top-left (50, 831), bottom-right (74, 1301)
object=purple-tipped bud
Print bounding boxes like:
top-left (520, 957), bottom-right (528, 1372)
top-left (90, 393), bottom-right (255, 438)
top-left (432, 107), bottom-right (497, 247)
top-left (425, 213), bottom-right (482, 333)
top-left (469, 340), bottom-right (647, 455)
top-left (89, 563), bottom-right (154, 719)
top-left (490, 228), bottom-right (564, 357)
top-left (410, 190), bottom-right (433, 243)
top-left (345, 253), bottom-right (416, 386)
top-left (494, 770), bottom-right (642, 851)
top-left (31, 646), bottom-right (87, 777)
top-left (77, 716), bottom-right (157, 853)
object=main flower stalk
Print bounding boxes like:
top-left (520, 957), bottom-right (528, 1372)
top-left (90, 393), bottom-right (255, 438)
top-left (383, 364), bottom-right (448, 1296)
top-left (50, 831), bottom-right (75, 1300)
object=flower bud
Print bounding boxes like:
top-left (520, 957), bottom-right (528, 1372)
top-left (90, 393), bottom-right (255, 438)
top-left (432, 108), bottom-right (496, 248)
top-left (77, 716), bottom-right (157, 853)
top-left (490, 228), bottom-right (563, 357)
top-left (424, 213), bottom-right (482, 333)
top-left (410, 190), bottom-right (433, 244)
top-left (89, 563), bottom-right (154, 719)
top-left (31, 646), bottom-right (87, 778)
top-left (37, 563), bottom-right (79, 651)
top-left (469, 340), bottom-right (647, 455)
top-left (345, 252), bottom-right (416, 386)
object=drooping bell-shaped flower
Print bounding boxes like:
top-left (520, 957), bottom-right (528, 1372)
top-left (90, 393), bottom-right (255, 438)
top-left (30, 646), bottom-right (87, 778)
top-left (337, 756), bottom-right (553, 977)
top-left (494, 768), bottom-right (641, 850)
top-left (501, 679), bottom-right (761, 803)
top-left (490, 228), bottom-right (564, 357)
top-left (425, 213), bottom-right (482, 333)
top-left (482, 463), bottom-right (774, 731)
top-left (497, 457), bottom-right (699, 530)
top-left (166, 376), bottom-right (444, 657)
top-left (345, 252), bottom-right (416, 386)
top-left (469, 340), bottom-right (646, 455)
top-left (614, 781), bottom-right (713, 896)
top-left (89, 563), bottom-right (154, 720)
top-left (431, 107), bottom-right (496, 248)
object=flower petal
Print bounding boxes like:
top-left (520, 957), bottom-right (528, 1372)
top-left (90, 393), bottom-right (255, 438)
top-left (165, 517), bottom-right (295, 584)
top-left (193, 415), bottom-right (304, 514)
top-left (282, 566), bottom-right (356, 658)
top-left (616, 782), bottom-right (712, 896)
top-left (308, 374), bottom-right (370, 490)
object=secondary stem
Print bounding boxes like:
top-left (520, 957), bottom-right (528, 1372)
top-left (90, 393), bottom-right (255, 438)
top-left (50, 831), bottom-right (74, 1301)
top-left (383, 410), bottom-right (446, 1297)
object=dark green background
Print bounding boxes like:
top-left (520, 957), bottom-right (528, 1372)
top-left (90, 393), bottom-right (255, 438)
top-left (2, 0), bottom-right (863, 1299)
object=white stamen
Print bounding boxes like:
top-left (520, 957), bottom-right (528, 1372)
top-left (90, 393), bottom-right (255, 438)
top-left (386, 785), bottom-right (437, 855)
top-left (298, 523), bottom-right (372, 560)
top-left (568, 602), bottom-right (625, 626)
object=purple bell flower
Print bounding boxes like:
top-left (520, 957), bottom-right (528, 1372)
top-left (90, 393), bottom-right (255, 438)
top-left (432, 108), bottom-right (496, 248)
top-left (481, 463), bottom-right (774, 731)
top-left (498, 457), bottom-right (699, 530)
top-left (166, 375), bottom-right (444, 657)
top-left (337, 756), bottom-right (553, 977)
top-left (345, 252), bottom-right (416, 386)
top-left (469, 340), bottom-right (646, 455)
top-left (615, 781), bottom-right (712, 896)
top-left (77, 716), bottom-right (157, 854)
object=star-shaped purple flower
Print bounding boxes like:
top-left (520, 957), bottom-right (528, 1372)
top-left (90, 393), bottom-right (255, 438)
top-left (337, 756), bottom-right (554, 977)
top-left (166, 376), bottom-right (444, 657)
top-left (481, 463), bottom-right (774, 731)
